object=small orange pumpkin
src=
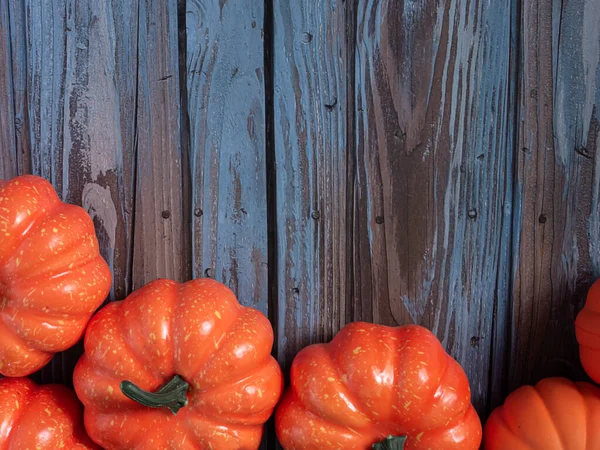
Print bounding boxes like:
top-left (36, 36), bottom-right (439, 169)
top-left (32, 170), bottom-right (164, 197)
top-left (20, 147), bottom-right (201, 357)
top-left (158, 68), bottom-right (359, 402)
top-left (575, 278), bottom-right (600, 383)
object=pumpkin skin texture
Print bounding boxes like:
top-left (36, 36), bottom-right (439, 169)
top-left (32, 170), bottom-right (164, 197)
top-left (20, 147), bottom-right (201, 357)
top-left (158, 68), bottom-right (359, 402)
top-left (0, 377), bottom-right (99, 449)
top-left (483, 377), bottom-right (600, 449)
top-left (275, 322), bottom-right (482, 450)
top-left (575, 278), bottom-right (600, 383)
top-left (73, 278), bottom-right (284, 450)
top-left (0, 175), bottom-right (111, 377)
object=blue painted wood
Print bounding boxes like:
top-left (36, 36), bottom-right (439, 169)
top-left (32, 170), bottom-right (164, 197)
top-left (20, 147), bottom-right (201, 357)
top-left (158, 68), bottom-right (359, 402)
top-left (272, 0), bottom-right (350, 371)
top-left (19, 0), bottom-right (140, 384)
top-left (511, 0), bottom-right (600, 390)
top-left (8, 0), bottom-right (29, 174)
top-left (0, 0), bottom-right (17, 179)
top-left (186, 0), bottom-right (268, 313)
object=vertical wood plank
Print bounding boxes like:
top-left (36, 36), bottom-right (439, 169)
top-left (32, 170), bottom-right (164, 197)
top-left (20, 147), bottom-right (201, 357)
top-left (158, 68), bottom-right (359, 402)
top-left (353, 0), bottom-right (515, 415)
top-left (272, 0), bottom-right (350, 371)
top-left (132, 0), bottom-right (190, 287)
top-left (26, 0), bottom-right (68, 185)
top-left (0, 0), bottom-right (17, 179)
top-left (186, 0), bottom-right (267, 312)
top-left (9, 0), bottom-right (30, 174)
top-left (511, 0), bottom-right (600, 389)
top-left (24, 0), bottom-right (139, 384)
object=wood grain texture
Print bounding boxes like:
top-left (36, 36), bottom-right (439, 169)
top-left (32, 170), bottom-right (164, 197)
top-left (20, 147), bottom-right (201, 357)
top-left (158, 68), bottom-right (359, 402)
top-left (133, 0), bottom-right (191, 287)
top-left (23, 0), bottom-right (139, 384)
top-left (511, 0), bottom-right (600, 389)
top-left (8, 0), bottom-right (29, 174)
top-left (272, 0), bottom-right (350, 371)
top-left (0, 0), bottom-right (17, 179)
top-left (352, 0), bottom-right (515, 415)
top-left (186, 0), bottom-right (267, 311)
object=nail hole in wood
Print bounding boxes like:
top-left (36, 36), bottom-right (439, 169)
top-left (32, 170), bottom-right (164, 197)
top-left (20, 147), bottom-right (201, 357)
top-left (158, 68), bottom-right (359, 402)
top-left (468, 209), bottom-right (477, 219)
top-left (194, 208), bottom-right (203, 217)
top-left (375, 216), bottom-right (384, 224)
top-left (161, 210), bottom-right (171, 219)
top-left (311, 211), bottom-right (321, 220)
top-left (205, 268), bottom-right (213, 278)
top-left (470, 336), bottom-right (481, 347)
top-left (539, 214), bottom-right (547, 224)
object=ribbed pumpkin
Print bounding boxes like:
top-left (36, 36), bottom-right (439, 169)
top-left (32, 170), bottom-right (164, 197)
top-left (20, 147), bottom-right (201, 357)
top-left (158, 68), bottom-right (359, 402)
top-left (0, 377), bottom-right (99, 449)
top-left (275, 322), bottom-right (482, 449)
top-left (575, 278), bottom-right (600, 383)
top-left (0, 175), bottom-right (111, 376)
top-left (484, 377), bottom-right (600, 449)
top-left (73, 278), bottom-right (283, 449)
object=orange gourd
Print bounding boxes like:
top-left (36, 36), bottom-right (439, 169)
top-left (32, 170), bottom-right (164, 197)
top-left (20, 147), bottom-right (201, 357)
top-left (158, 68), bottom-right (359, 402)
top-left (575, 278), bottom-right (600, 383)
top-left (484, 377), bottom-right (600, 449)
top-left (0, 377), bottom-right (99, 449)
top-left (73, 278), bottom-right (283, 449)
top-left (0, 175), bottom-right (111, 376)
top-left (275, 322), bottom-right (482, 449)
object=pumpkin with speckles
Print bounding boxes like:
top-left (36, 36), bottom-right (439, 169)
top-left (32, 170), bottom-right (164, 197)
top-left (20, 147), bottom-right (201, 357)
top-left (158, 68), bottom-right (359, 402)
top-left (0, 377), bottom-right (99, 449)
top-left (275, 322), bottom-right (482, 450)
top-left (73, 278), bottom-right (284, 450)
top-left (0, 175), bottom-right (112, 377)
top-left (484, 377), bottom-right (600, 449)
top-left (575, 278), bottom-right (600, 384)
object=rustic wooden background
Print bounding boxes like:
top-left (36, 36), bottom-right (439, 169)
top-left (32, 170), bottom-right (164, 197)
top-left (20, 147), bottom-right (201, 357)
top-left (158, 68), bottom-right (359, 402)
top-left (0, 0), bottom-right (599, 444)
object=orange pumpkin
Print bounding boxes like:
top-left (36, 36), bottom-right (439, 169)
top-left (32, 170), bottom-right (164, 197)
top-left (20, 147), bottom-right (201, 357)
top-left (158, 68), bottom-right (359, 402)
top-left (484, 377), bottom-right (600, 449)
top-left (73, 278), bottom-right (283, 449)
top-left (0, 377), bottom-right (99, 449)
top-left (575, 278), bottom-right (600, 383)
top-left (275, 322), bottom-right (482, 449)
top-left (0, 175), bottom-right (111, 376)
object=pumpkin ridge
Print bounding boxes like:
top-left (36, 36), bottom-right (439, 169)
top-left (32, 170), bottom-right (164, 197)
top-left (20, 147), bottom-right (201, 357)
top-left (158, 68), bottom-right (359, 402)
top-left (327, 343), bottom-right (376, 426)
top-left (534, 384), bottom-right (568, 450)
top-left (3, 378), bottom-right (36, 447)
top-left (181, 309), bottom-right (242, 386)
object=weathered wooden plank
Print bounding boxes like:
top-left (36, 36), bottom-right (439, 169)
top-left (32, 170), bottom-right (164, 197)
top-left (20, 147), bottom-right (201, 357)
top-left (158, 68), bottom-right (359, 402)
top-left (24, 0), bottom-right (138, 384)
top-left (272, 0), bottom-right (350, 371)
top-left (0, 0), bottom-right (17, 179)
top-left (9, 0), bottom-right (30, 174)
top-left (186, 0), bottom-right (267, 312)
top-left (132, 0), bottom-right (190, 287)
top-left (510, 0), bottom-right (600, 389)
top-left (26, 0), bottom-right (67, 185)
top-left (352, 0), bottom-right (514, 415)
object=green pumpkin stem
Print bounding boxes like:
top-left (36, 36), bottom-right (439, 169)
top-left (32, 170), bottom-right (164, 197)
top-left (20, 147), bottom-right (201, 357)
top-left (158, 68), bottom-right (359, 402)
top-left (120, 375), bottom-right (189, 415)
top-left (372, 436), bottom-right (407, 450)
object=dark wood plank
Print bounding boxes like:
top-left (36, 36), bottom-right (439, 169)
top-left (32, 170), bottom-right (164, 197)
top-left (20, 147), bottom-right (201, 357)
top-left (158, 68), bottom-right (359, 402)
top-left (186, 0), bottom-right (267, 312)
top-left (0, 0), bottom-right (17, 179)
top-left (132, 0), bottom-right (191, 287)
top-left (272, 0), bottom-right (350, 372)
top-left (510, 0), bottom-right (600, 390)
top-left (9, 0), bottom-right (30, 174)
top-left (352, 0), bottom-right (515, 416)
top-left (24, 0), bottom-right (139, 384)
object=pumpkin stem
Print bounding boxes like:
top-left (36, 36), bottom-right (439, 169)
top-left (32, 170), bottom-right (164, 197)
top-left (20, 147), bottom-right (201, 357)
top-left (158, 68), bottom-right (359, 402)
top-left (372, 436), bottom-right (407, 450)
top-left (120, 375), bottom-right (189, 415)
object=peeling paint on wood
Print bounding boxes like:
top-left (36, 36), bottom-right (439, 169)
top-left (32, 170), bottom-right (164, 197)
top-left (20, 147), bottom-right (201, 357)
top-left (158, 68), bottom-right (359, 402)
top-left (272, 0), bottom-right (350, 372)
top-left (0, 0), bottom-right (17, 179)
top-left (186, 0), bottom-right (267, 312)
top-left (511, 0), bottom-right (600, 391)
